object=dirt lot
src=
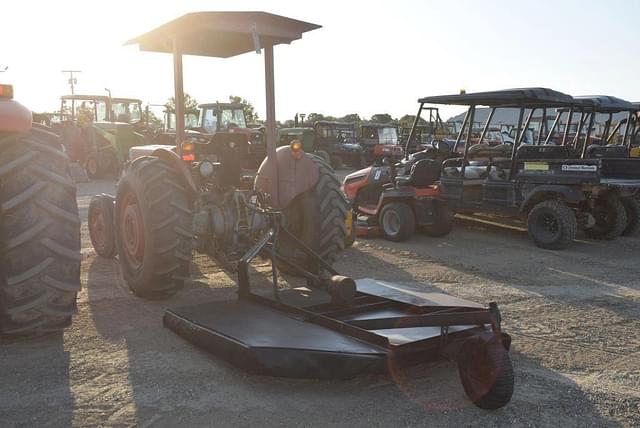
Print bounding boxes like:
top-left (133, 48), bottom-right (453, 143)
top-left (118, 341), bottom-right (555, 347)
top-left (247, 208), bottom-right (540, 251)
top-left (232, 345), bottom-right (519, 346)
top-left (1, 175), bottom-right (639, 427)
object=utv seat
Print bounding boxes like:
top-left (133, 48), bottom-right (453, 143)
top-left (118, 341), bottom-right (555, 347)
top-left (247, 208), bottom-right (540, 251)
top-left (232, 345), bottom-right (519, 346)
top-left (396, 159), bottom-right (441, 188)
top-left (516, 144), bottom-right (570, 160)
top-left (585, 144), bottom-right (629, 158)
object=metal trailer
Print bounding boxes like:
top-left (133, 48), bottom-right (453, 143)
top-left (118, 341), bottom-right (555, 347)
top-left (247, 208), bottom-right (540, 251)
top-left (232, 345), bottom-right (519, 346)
top-left (123, 11), bottom-right (514, 409)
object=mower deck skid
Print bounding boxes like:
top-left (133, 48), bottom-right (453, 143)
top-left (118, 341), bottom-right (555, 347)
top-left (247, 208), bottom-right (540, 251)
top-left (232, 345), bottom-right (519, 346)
top-left (164, 278), bottom-right (502, 379)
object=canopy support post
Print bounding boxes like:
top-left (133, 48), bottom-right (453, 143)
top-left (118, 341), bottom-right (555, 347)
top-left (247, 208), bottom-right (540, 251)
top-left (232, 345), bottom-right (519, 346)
top-left (173, 37), bottom-right (185, 154)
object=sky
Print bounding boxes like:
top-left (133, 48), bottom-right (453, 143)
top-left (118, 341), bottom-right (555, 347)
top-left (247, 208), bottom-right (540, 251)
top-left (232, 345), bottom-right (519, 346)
top-left (2, 0), bottom-right (639, 122)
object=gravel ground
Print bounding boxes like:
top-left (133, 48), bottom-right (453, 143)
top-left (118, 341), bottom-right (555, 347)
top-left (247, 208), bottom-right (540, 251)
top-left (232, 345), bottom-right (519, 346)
top-left (1, 175), bottom-right (639, 427)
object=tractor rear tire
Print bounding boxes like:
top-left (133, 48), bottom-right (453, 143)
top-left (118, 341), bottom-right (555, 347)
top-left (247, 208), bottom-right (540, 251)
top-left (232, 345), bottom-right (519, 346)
top-left (279, 155), bottom-right (348, 274)
top-left (379, 202), bottom-right (416, 242)
top-left (315, 150), bottom-right (331, 165)
top-left (421, 200), bottom-right (454, 237)
top-left (584, 193), bottom-right (627, 240)
top-left (89, 194), bottom-right (117, 258)
top-left (115, 157), bottom-right (192, 299)
top-left (0, 128), bottom-right (81, 336)
top-left (457, 339), bottom-right (514, 410)
top-left (527, 200), bottom-right (577, 250)
top-left (620, 196), bottom-right (640, 236)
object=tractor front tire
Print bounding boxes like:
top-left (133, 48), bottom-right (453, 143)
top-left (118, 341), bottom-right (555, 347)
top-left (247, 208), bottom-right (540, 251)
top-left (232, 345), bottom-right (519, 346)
top-left (89, 194), bottom-right (117, 258)
top-left (527, 200), bottom-right (577, 250)
top-left (115, 157), bottom-right (192, 299)
top-left (457, 339), bottom-right (514, 410)
top-left (279, 155), bottom-right (348, 274)
top-left (380, 202), bottom-right (416, 242)
top-left (620, 196), bottom-right (640, 236)
top-left (584, 193), bottom-right (627, 240)
top-left (0, 128), bottom-right (81, 336)
top-left (85, 153), bottom-right (102, 179)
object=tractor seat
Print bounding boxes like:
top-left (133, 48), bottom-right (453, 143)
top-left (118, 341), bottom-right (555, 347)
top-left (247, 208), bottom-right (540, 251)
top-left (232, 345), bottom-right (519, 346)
top-left (396, 159), bottom-right (440, 188)
top-left (443, 165), bottom-right (488, 180)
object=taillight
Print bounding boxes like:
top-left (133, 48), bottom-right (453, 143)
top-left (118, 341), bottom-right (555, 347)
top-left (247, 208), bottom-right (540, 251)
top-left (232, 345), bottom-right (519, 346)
top-left (0, 84), bottom-right (14, 99)
top-left (181, 141), bottom-right (195, 162)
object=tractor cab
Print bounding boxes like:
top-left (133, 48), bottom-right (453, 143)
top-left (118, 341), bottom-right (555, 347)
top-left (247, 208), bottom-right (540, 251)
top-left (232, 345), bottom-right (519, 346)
top-left (359, 122), bottom-right (403, 163)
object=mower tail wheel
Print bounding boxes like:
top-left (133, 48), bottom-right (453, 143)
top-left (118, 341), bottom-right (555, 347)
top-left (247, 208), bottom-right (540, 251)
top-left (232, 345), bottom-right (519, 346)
top-left (279, 155), bottom-right (348, 274)
top-left (115, 157), bottom-right (193, 299)
top-left (421, 200), bottom-right (454, 237)
top-left (89, 194), bottom-right (117, 258)
top-left (457, 339), bottom-right (514, 410)
top-left (583, 193), bottom-right (627, 240)
top-left (527, 200), bottom-right (577, 250)
top-left (620, 196), bottom-right (640, 236)
top-left (0, 128), bottom-right (81, 336)
top-left (379, 202), bottom-right (415, 242)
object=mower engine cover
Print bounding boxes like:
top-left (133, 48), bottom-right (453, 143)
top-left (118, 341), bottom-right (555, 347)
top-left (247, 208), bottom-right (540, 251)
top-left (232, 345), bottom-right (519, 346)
top-left (254, 146), bottom-right (320, 209)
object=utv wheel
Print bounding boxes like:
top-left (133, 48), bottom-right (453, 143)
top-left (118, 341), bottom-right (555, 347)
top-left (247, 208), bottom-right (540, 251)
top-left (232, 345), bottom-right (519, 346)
top-left (620, 196), bottom-right (640, 236)
top-left (89, 194), bottom-right (117, 258)
top-left (457, 340), bottom-right (514, 410)
top-left (0, 128), bottom-right (81, 336)
top-left (279, 155), bottom-right (348, 274)
top-left (584, 193), bottom-right (627, 240)
top-left (379, 202), bottom-right (415, 242)
top-left (421, 200), bottom-right (454, 237)
top-left (527, 200), bottom-right (577, 250)
top-left (115, 157), bottom-right (192, 298)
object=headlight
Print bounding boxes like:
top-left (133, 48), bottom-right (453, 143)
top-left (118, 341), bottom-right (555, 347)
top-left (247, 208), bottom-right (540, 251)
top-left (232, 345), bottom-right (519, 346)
top-left (199, 160), bottom-right (215, 178)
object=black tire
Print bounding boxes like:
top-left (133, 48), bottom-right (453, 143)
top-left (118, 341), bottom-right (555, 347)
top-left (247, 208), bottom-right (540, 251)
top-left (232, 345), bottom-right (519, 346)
top-left (0, 128), bottom-right (81, 336)
top-left (527, 200), bottom-right (577, 250)
top-left (379, 202), bottom-right (415, 242)
top-left (457, 340), bottom-right (514, 410)
top-left (330, 155), bottom-right (344, 170)
top-left (314, 150), bottom-right (331, 165)
top-left (89, 194), bottom-right (117, 258)
top-left (115, 157), bottom-right (192, 298)
top-left (620, 196), bottom-right (640, 236)
top-left (85, 152), bottom-right (101, 179)
top-left (583, 193), bottom-right (627, 240)
top-left (279, 155), bottom-right (348, 274)
top-left (421, 200), bottom-right (454, 237)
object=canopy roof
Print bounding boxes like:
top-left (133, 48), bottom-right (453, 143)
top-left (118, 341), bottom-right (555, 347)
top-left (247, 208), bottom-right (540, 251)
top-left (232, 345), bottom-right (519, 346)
top-left (568, 96), bottom-right (637, 113)
top-left (125, 12), bottom-right (321, 58)
top-left (61, 95), bottom-right (141, 103)
top-left (419, 88), bottom-right (578, 108)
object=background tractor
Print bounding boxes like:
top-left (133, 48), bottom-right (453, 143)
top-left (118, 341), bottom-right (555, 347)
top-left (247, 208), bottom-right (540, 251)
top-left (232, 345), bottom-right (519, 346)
top-left (0, 84), bottom-right (81, 335)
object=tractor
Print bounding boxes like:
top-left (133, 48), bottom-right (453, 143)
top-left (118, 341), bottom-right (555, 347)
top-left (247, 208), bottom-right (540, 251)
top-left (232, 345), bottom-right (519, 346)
top-left (359, 122), bottom-right (404, 164)
top-left (0, 83), bottom-right (81, 335)
top-left (87, 12), bottom-right (514, 409)
top-left (55, 94), bottom-right (149, 178)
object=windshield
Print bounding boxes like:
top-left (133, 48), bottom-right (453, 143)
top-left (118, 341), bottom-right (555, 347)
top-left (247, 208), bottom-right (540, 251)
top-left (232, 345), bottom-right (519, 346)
top-left (317, 125), bottom-right (355, 140)
top-left (166, 113), bottom-right (199, 131)
top-left (62, 99), bottom-right (109, 123)
top-left (221, 108), bottom-right (247, 129)
top-left (377, 127), bottom-right (398, 145)
top-left (202, 108), bottom-right (218, 133)
top-left (112, 101), bottom-right (142, 123)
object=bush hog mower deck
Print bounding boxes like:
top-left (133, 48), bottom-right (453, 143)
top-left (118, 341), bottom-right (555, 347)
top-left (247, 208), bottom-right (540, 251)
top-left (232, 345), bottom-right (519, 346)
top-left (415, 88), bottom-right (640, 250)
top-left (87, 12), bottom-right (514, 409)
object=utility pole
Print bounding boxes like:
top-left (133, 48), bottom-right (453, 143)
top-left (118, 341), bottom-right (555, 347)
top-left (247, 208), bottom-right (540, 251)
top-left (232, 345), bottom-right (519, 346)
top-left (62, 70), bottom-right (81, 95)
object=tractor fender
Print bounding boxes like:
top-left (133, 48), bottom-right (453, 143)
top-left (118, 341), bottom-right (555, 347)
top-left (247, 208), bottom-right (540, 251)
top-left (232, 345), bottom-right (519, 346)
top-left (255, 146), bottom-right (320, 209)
top-left (0, 99), bottom-right (32, 134)
top-left (520, 185), bottom-right (582, 213)
top-left (150, 148), bottom-right (198, 203)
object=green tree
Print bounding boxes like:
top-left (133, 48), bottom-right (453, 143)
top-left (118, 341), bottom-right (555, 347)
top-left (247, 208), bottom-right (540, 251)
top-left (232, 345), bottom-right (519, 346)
top-left (399, 114), bottom-right (427, 128)
top-left (229, 95), bottom-right (259, 123)
top-left (165, 93), bottom-right (199, 115)
top-left (370, 113), bottom-right (395, 124)
top-left (339, 113), bottom-right (361, 123)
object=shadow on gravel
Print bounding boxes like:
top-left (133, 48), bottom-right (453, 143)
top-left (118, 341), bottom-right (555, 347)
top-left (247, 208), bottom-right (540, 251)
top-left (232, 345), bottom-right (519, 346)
top-left (0, 332), bottom-right (73, 426)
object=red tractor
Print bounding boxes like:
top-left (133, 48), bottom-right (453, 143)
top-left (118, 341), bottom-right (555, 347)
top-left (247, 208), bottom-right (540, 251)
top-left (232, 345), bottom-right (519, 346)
top-left (343, 155), bottom-right (453, 242)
